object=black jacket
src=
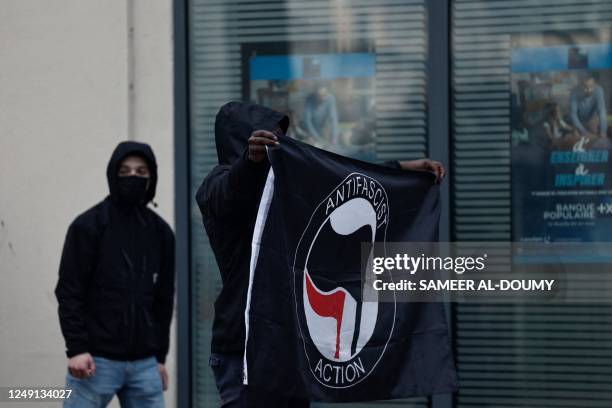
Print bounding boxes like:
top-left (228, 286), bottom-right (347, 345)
top-left (196, 102), bottom-right (288, 354)
top-left (55, 141), bottom-right (175, 363)
top-left (196, 102), bottom-right (399, 354)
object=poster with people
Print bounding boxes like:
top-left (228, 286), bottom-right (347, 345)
top-left (242, 41), bottom-right (377, 162)
top-left (511, 32), bottom-right (612, 243)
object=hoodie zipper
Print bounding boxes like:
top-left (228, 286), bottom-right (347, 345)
top-left (125, 215), bottom-right (137, 355)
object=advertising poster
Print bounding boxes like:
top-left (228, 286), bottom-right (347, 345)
top-left (511, 34), bottom-right (612, 243)
top-left (242, 41), bottom-right (377, 161)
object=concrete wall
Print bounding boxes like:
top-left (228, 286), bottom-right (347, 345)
top-left (0, 1), bottom-right (175, 407)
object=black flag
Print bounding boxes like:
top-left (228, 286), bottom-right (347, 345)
top-left (243, 136), bottom-right (457, 402)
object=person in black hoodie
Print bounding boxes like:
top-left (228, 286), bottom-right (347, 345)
top-left (196, 101), bottom-right (445, 407)
top-left (56, 141), bottom-right (175, 408)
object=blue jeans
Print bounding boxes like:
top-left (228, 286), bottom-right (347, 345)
top-left (64, 356), bottom-right (164, 408)
top-left (209, 353), bottom-right (309, 408)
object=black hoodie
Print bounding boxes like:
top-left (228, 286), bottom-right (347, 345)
top-left (55, 141), bottom-right (175, 363)
top-left (196, 102), bottom-right (288, 354)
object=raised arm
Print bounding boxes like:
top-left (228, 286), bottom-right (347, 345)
top-left (196, 130), bottom-right (278, 220)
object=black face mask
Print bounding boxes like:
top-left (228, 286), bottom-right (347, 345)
top-left (115, 176), bottom-right (149, 205)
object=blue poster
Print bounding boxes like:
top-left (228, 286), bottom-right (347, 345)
top-left (511, 40), bottom-right (612, 243)
top-left (242, 41), bottom-right (377, 162)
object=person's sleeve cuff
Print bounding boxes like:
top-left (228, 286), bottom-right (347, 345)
top-left (380, 160), bottom-right (402, 170)
top-left (66, 346), bottom-right (88, 358)
top-left (229, 149), bottom-right (271, 194)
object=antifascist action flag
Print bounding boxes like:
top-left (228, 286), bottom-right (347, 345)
top-left (243, 136), bottom-right (457, 402)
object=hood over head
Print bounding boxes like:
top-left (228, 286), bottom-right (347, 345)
top-left (214, 101), bottom-right (289, 165)
top-left (107, 141), bottom-right (158, 203)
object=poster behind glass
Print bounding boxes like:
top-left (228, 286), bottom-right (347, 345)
top-left (242, 41), bottom-right (377, 162)
top-left (511, 30), bottom-right (612, 244)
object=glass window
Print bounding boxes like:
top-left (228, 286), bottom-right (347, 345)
top-left (452, 0), bottom-right (612, 406)
top-left (187, 0), bottom-right (431, 406)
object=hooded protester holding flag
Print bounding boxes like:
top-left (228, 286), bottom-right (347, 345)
top-left (56, 141), bottom-right (175, 408)
top-left (197, 101), bottom-right (448, 407)
top-left (196, 102), bottom-right (308, 407)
